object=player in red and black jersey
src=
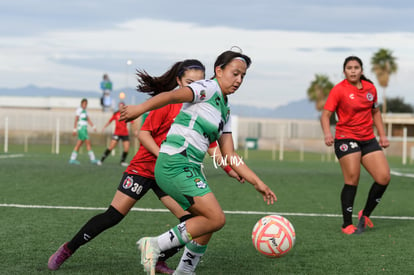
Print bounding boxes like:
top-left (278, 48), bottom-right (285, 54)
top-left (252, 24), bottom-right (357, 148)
top-left (321, 56), bottom-right (391, 235)
top-left (98, 102), bottom-right (134, 166)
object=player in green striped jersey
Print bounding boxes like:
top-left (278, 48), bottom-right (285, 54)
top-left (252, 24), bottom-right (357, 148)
top-left (120, 49), bottom-right (277, 275)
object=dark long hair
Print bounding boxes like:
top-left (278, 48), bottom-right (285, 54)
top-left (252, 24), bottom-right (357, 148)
top-left (343, 56), bottom-right (373, 84)
top-left (212, 50), bottom-right (252, 79)
top-left (137, 59), bottom-right (205, 96)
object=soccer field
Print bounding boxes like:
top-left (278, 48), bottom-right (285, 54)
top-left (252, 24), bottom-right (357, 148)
top-left (1, 147), bottom-right (413, 274)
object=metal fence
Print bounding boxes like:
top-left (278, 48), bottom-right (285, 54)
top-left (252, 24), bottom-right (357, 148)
top-left (1, 108), bottom-right (414, 162)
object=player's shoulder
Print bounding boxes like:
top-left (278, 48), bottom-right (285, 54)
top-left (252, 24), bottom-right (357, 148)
top-left (362, 79), bottom-right (376, 90)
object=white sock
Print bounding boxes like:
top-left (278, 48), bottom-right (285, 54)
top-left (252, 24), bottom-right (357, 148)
top-left (70, 151), bottom-right (78, 160)
top-left (157, 222), bottom-right (192, 251)
top-left (176, 240), bottom-right (207, 273)
top-left (88, 150), bottom-right (96, 161)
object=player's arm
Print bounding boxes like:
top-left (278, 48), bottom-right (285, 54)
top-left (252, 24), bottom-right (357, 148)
top-left (101, 117), bottom-right (113, 131)
top-left (87, 117), bottom-right (97, 131)
top-left (372, 107), bottom-right (390, 148)
top-left (320, 109), bottom-right (334, 146)
top-left (138, 130), bottom-right (160, 157)
top-left (120, 87), bottom-right (193, 122)
top-left (72, 116), bottom-right (79, 136)
top-left (218, 133), bottom-right (276, 204)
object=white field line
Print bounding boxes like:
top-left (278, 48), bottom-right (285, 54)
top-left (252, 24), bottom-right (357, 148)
top-left (0, 154), bottom-right (24, 159)
top-left (1, 203), bottom-right (413, 221)
top-left (390, 169), bottom-right (414, 178)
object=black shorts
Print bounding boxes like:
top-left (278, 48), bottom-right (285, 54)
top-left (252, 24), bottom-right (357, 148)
top-left (334, 138), bottom-right (382, 159)
top-left (117, 173), bottom-right (168, 200)
top-left (112, 135), bottom-right (130, 142)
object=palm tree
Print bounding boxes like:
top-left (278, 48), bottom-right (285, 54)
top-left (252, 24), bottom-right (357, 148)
top-left (307, 74), bottom-right (334, 111)
top-left (371, 49), bottom-right (398, 113)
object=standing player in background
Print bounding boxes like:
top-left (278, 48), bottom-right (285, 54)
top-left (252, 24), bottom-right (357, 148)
top-left (98, 102), bottom-right (133, 166)
top-left (100, 74), bottom-right (113, 112)
top-left (320, 55), bottom-right (391, 235)
top-left (69, 98), bottom-right (99, 165)
top-left (49, 59), bottom-right (242, 274)
top-left (120, 49), bottom-right (276, 275)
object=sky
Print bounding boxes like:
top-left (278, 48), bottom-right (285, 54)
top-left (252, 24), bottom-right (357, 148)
top-left (1, 0), bottom-right (414, 108)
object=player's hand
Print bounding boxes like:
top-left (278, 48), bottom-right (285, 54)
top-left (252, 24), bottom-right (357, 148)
top-left (379, 135), bottom-right (390, 148)
top-left (227, 169), bottom-right (245, 183)
top-left (324, 133), bottom-right (334, 147)
top-left (255, 182), bottom-right (277, 205)
top-left (119, 105), bottom-right (142, 122)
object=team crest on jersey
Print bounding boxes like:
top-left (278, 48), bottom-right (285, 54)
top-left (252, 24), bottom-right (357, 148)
top-left (199, 90), bottom-right (206, 100)
top-left (194, 178), bottom-right (207, 189)
top-left (366, 93), bottom-right (374, 101)
top-left (339, 144), bottom-right (348, 152)
top-left (122, 176), bottom-right (134, 189)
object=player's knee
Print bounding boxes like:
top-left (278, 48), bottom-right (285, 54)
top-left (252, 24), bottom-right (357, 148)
top-left (210, 212), bottom-right (226, 231)
top-left (377, 173), bottom-right (391, 185)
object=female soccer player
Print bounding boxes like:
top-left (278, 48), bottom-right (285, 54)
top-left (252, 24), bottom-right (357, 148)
top-left (69, 98), bottom-right (99, 165)
top-left (48, 59), bottom-right (241, 274)
top-left (98, 102), bottom-right (133, 166)
top-left (120, 49), bottom-right (277, 274)
top-left (320, 56), bottom-right (391, 235)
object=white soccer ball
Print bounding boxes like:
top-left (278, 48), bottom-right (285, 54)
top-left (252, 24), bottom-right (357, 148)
top-left (252, 215), bottom-right (296, 258)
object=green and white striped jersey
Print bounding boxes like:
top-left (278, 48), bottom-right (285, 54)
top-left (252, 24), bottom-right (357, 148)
top-left (159, 79), bottom-right (232, 164)
top-left (75, 107), bottom-right (88, 129)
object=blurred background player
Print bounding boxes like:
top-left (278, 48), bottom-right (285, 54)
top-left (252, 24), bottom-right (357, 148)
top-left (100, 73), bottom-right (113, 112)
top-left (69, 98), bottom-right (99, 165)
top-left (98, 102), bottom-right (133, 166)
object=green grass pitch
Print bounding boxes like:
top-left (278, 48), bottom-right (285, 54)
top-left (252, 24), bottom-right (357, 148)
top-left (1, 145), bottom-right (413, 274)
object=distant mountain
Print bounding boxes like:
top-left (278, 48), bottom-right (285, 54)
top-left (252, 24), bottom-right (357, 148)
top-left (0, 85), bottom-right (319, 119)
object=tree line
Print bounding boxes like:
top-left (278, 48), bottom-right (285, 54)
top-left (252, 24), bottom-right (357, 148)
top-left (307, 48), bottom-right (408, 115)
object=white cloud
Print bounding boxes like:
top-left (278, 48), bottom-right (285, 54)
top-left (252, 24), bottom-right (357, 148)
top-left (1, 18), bottom-right (413, 107)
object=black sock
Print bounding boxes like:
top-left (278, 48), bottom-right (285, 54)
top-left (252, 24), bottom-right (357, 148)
top-left (341, 184), bottom-right (357, 228)
top-left (158, 214), bottom-right (194, 262)
top-left (67, 206), bottom-right (124, 253)
top-left (121, 151), bottom-right (128, 163)
top-left (101, 149), bottom-right (111, 162)
top-left (362, 182), bottom-right (388, 217)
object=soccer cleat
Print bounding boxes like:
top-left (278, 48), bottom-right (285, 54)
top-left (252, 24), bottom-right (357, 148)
top-left (137, 237), bottom-right (160, 275)
top-left (96, 160), bottom-right (102, 166)
top-left (120, 162), bottom-right (129, 167)
top-left (155, 261), bottom-right (175, 274)
top-left (90, 159), bottom-right (100, 165)
top-left (48, 242), bottom-right (73, 270)
top-left (341, 224), bottom-right (357, 235)
top-left (69, 159), bottom-right (80, 165)
top-left (354, 210), bottom-right (374, 234)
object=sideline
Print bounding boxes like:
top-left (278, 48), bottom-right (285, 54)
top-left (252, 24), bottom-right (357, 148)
top-left (1, 203), bottom-right (413, 220)
top-left (0, 154), bottom-right (24, 159)
top-left (391, 169), bottom-right (414, 178)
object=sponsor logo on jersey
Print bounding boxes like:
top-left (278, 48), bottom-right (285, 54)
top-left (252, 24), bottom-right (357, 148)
top-left (339, 144), bottom-right (348, 152)
top-left (349, 93), bottom-right (355, 100)
top-left (122, 176), bottom-right (134, 189)
top-left (366, 92), bottom-right (374, 101)
top-left (199, 90), bottom-right (206, 100)
top-left (194, 178), bottom-right (207, 189)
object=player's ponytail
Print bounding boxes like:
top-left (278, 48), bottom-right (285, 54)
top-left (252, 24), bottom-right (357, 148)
top-left (137, 59), bottom-right (205, 97)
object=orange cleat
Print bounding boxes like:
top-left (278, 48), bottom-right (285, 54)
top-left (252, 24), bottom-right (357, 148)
top-left (341, 224), bottom-right (357, 235)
